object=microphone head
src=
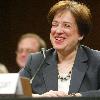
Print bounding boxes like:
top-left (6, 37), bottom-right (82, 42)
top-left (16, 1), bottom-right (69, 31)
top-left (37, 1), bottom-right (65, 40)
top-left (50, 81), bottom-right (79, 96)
top-left (41, 48), bottom-right (46, 59)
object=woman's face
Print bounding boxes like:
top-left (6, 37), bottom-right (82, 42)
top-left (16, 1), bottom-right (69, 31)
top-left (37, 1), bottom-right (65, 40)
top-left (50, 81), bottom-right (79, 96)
top-left (50, 10), bottom-right (83, 52)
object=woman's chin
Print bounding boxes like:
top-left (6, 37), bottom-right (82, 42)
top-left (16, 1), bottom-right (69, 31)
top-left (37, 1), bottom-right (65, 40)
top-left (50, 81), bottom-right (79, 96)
top-left (53, 45), bottom-right (64, 50)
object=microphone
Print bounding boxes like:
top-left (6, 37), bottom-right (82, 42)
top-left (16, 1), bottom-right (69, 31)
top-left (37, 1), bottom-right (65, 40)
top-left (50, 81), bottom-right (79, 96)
top-left (30, 48), bottom-right (46, 84)
top-left (41, 48), bottom-right (46, 59)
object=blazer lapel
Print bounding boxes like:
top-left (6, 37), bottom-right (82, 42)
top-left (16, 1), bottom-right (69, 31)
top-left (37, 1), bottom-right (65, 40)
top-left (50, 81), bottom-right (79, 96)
top-left (69, 46), bottom-right (88, 93)
top-left (43, 50), bottom-right (58, 91)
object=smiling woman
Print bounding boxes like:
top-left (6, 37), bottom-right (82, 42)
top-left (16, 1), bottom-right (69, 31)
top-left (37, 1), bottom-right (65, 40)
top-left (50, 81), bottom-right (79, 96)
top-left (18, 0), bottom-right (100, 97)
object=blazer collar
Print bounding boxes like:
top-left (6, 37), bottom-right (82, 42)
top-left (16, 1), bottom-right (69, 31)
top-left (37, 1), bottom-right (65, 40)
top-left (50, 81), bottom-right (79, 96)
top-left (69, 45), bottom-right (88, 93)
top-left (42, 49), bottom-right (58, 91)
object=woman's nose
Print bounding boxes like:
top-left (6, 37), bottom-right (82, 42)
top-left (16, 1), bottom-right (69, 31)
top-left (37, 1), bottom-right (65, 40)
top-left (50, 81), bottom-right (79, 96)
top-left (56, 25), bottom-right (63, 34)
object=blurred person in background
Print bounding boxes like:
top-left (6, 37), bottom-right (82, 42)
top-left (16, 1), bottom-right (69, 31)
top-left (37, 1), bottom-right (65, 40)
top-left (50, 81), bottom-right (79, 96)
top-left (16, 33), bottom-right (46, 69)
top-left (0, 63), bottom-right (8, 73)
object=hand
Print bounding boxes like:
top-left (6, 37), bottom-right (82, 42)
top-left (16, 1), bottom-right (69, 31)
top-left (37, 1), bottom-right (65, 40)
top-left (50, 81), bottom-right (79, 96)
top-left (68, 93), bottom-right (82, 97)
top-left (41, 90), bottom-right (68, 97)
top-left (32, 90), bottom-right (68, 97)
top-left (32, 90), bottom-right (82, 98)
top-left (74, 93), bottom-right (82, 97)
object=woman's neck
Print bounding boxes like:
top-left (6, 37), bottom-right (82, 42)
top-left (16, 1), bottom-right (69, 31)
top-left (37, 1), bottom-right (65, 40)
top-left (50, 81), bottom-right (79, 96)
top-left (57, 46), bottom-right (78, 64)
top-left (57, 46), bottom-right (78, 75)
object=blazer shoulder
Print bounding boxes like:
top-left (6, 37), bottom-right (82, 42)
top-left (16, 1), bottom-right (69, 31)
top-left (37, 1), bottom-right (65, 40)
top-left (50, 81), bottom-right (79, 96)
top-left (28, 48), bottom-right (55, 64)
top-left (81, 45), bottom-right (100, 61)
top-left (30, 52), bottom-right (43, 62)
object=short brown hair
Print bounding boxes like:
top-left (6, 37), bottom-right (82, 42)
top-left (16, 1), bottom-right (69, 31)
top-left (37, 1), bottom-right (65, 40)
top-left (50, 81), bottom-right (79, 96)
top-left (18, 33), bottom-right (46, 50)
top-left (48, 0), bottom-right (92, 36)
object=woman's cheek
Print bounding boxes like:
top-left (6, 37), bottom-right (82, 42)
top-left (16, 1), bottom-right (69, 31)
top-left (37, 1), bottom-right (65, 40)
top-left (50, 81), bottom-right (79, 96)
top-left (50, 28), bottom-right (56, 35)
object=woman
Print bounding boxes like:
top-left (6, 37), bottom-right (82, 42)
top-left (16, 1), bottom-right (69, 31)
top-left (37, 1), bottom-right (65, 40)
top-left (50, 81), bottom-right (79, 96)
top-left (20, 0), bottom-right (100, 97)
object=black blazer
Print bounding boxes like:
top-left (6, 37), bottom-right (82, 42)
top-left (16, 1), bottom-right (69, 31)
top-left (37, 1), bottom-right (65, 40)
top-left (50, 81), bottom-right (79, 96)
top-left (19, 45), bottom-right (100, 96)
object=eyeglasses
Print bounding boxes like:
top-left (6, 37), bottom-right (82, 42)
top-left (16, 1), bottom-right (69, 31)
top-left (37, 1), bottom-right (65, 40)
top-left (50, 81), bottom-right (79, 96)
top-left (16, 49), bottom-right (35, 54)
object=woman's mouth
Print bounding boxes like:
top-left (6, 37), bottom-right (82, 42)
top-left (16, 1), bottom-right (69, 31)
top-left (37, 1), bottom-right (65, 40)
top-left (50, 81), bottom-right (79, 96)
top-left (55, 36), bottom-right (66, 43)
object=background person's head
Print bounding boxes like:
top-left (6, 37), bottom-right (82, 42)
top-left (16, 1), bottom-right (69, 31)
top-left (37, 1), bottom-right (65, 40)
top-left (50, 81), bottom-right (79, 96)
top-left (16, 33), bottom-right (46, 68)
top-left (0, 63), bottom-right (8, 73)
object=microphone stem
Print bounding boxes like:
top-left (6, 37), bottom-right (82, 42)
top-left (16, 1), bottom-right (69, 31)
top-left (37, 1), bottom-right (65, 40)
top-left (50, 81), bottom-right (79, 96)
top-left (30, 49), bottom-right (46, 84)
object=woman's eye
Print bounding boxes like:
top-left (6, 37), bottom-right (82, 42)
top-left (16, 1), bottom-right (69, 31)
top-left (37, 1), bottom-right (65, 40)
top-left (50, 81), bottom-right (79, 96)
top-left (64, 24), bottom-right (71, 27)
top-left (52, 21), bottom-right (58, 27)
top-left (52, 24), bottom-right (56, 26)
top-left (52, 22), bottom-right (57, 26)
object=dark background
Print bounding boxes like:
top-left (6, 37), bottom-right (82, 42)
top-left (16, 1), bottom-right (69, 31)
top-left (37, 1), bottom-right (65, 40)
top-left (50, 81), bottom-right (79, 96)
top-left (0, 0), bottom-right (100, 72)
